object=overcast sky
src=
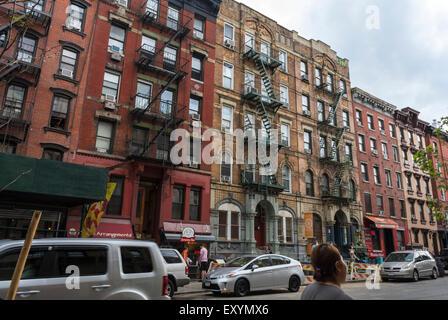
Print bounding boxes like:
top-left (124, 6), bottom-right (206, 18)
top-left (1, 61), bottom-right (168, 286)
top-left (239, 0), bottom-right (448, 124)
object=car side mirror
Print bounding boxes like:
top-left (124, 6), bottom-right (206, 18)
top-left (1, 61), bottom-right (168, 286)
top-left (251, 264), bottom-right (259, 271)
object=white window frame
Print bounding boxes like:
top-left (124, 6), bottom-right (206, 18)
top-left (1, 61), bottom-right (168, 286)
top-left (102, 71), bottom-right (121, 102)
top-left (279, 211), bottom-right (294, 243)
top-left (280, 85), bottom-right (289, 106)
top-left (279, 50), bottom-right (288, 72)
top-left (218, 203), bottom-right (241, 241)
top-left (221, 105), bottom-right (233, 133)
top-left (282, 166), bottom-right (291, 193)
top-left (220, 152), bottom-right (233, 183)
top-left (281, 123), bottom-right (290, 147)
top-left (224, 23), bottom-right (234, 42)
top-left (223, 62), bottom-right (234, 90)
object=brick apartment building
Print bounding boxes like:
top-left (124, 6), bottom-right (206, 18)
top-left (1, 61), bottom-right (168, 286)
top-left (352, 88), bottom-right (409, 259)
top-left (394, 108), bottom-right (439, 254)
top-left (209, 0), bottom-right (363, 261)
top-left (0, 0), bottom-right (222, 250)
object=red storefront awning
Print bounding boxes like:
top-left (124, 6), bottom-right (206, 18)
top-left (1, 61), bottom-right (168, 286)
top-left (366, 216), bottom-right (399, 230)
top-left (66, 216), bottom-right (134, 239)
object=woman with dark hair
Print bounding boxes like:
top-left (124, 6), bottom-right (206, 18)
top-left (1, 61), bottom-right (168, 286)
top-left (301, 243), bottom-right (353, 300)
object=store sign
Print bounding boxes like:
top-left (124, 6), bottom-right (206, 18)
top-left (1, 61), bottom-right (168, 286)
top-left (181, 227), bottom-right (195, 242)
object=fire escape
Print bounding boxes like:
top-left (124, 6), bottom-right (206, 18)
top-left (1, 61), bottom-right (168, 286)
top-left (128, 1), bottom-right (191, 163)
top-left (240, 39), bottom-right (286, 194)
top-left (317, 83), bottom-right (352, 203)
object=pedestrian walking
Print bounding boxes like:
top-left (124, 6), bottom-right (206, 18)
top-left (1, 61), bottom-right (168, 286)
top-left (301, 243), bottom-right (354, 300)
top-left (349, 243), bottom-right (359, 264)
top-left (199, 244), bottom-right (208, 281)
top-left (182, 246), bottom-right (189, 265)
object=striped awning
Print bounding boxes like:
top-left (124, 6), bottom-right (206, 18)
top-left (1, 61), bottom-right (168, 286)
top-left (366, 216), bottom-right (398, 230)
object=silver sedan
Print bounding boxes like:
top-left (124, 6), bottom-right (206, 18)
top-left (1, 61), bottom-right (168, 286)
top-left (202, 254), bottom-right (305, 297)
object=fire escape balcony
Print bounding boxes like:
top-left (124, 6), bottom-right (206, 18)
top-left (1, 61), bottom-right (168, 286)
top-left (0, 47), bottom-right (44, 84)
top-left (243, 46), bottom-right (282, 72)
top-left (0, 100), bottom-right (33, 145)
top-left (240, 170), bottom-right (285, 193)
top-left (139, 1), bottom-right (191, 39)
top-left (242, 83), bottom-right (285, 113)
top-left (0, 2), bottom-right (52, 32)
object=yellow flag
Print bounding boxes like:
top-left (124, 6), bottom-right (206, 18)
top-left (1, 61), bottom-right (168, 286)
top-left (81, 182), bottom-right (117, 238)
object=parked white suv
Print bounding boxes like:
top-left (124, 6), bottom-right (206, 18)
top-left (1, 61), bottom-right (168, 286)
top-left (0, 238), bottom-right (170, 300)
top-left (160, 248), bottom-right (190, 297)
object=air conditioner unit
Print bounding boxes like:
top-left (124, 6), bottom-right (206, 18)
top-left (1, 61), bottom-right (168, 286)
top-left (66, 18), bottom-right (82, 31)
top-left (245, 86), bottom-right (258, 95)
top-left (191, 113), bottom-right (201, 121)
top-left (111, 52), bottom-right (122, 62)
top-left (372, 150), bottom-right (378, 156)
top-left (115, 0), bottom-right (127, 7)
top-left (224, 39), bottom-right (235, 49)
top-left (301, 74), bottom-right (309, 82)
top-left (305, 148), bottom-right (312, 154)
top-left (104, 100), bottom-right (116, 111)
top-left (60, 69), bottom-right (73, 78)
top-left (193, 30), bottom-right (204, 39)
top-left (404, 160), bottom-right (409, 165)
top-left (379, 211), bottom-right (385, 216)
top-left (381, 130), bottom-right (386, 135)
top-left (221, 176), bottom-right (231, 183)
top-left (303, 110), bottom-right (311, 117)
top-left (103, 94), bottom-right (116, 102)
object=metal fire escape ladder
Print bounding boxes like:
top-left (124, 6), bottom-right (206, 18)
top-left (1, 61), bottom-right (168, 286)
top-left (326, 90), bottom-right (343, 126)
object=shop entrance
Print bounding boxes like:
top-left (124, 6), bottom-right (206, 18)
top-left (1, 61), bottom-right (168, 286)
top-left (134, 181), bottom-right (160, 241)
top-left (254, 201), bottom-right (274, 250)
top-left (384, 229), bottom-right (395, 257)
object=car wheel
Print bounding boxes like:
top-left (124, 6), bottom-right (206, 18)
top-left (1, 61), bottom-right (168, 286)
top-left (167, 279), bottom-right (175, 298)
top-left (234, 279), bottom-right (250, 297)
top-left (288, 275), bottom-right (301, 292)
top-left (432, 268), bottom-right (438, 280)
top-left (413, 270), bottom-right (419, 282)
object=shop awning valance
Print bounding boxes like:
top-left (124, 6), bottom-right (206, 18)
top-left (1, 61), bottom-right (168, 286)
top-left (0, 153), bottom-right (108, 208)
top-left (366, 216), bottom-right (399, 230)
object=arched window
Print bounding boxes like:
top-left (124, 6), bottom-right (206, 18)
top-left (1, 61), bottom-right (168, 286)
top-left (305, 170), bottom-right (314, 196)
top-left (218, 203), bottom-right (240, 241)
top-left (321, 174), bottom-right (329, 196)
top-left (278, 210), bottom-right (294, 243)
top-left (282, 165), bottom-right (291, 192)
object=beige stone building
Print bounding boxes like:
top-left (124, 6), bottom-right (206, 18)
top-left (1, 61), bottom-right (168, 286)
top-left (209, 0), bottom-right (363, 261)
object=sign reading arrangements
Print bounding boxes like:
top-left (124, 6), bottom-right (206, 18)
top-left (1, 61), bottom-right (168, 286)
top-left (181, 227), bottom-right (196, 242)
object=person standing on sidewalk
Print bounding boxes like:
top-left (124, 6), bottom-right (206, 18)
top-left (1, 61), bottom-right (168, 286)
top-left (199, 244), bottom-right (208, 281)
top-left (301, 243), bottom-right (353, 300)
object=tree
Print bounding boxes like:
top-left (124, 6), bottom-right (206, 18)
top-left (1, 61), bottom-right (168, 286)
top-left (414, 116), bottom-right (448, 222)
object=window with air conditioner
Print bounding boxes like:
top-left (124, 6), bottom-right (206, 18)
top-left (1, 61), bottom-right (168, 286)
top-left (116, 0), bottom-right (128, 8)
top-left (221, 105), bottom-right (233, 133)
top-left (66, 3), bottom-right (85, 32)
top-left (102, 71), bottom-right (120, 102)
top-left (244, 71), bottom-right (255, 94)
top-left (221, 152), bottom-right (232, 183)
top-left (223, 23), bottom-right (234, 47)
top-left (95, 120), bottom-right (114, 154)
top-left (189, 96), bottom-right (201, 120)
top-left (49, 95), bottom-right (71, 131)
top-left (302, 94), bottom-right (310, 114)
top-left (59, 48), bottom-right (78, 79)
top-left (193, 15), bottom-right (205, 40)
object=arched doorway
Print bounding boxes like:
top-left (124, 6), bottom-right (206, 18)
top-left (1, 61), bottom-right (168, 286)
top-left (255, 201), bottom-right (274, 249)
top-left (334, 210), bottom-right (348, 256)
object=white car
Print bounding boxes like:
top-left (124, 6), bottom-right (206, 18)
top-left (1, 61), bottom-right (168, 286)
top-left (160, 248), bottom-right (190, 297)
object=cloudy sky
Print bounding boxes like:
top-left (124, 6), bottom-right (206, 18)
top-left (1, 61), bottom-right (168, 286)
top-left (239, 0), bottom-right (448, 124)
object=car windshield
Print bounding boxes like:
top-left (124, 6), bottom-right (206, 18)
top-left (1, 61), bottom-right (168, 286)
top-left (224, 256), bottom-right (256, 267)
top-left (385, 252), bottom-right (414, 262)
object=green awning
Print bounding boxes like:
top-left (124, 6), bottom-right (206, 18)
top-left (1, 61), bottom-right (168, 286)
top-left (0, 153), bottom-right (108, 208)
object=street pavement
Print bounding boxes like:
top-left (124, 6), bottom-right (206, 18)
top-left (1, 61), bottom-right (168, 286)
top-left (174, 274), bottom-right (448, 300)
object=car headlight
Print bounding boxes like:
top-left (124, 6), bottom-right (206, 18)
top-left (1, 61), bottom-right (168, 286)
top-left (401, 263), bottom-right (412, 270)
top-left (216, 274), bottom-right (236, 279)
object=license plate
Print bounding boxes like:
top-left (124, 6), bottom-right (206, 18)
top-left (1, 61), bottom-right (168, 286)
top-left (204, 281), bottom-right (211, 287)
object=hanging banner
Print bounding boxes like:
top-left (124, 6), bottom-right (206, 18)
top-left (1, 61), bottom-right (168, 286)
top-left (81, 182), bottom-right (117, 238)
top-left (304, 213), bottom-right (314, 238)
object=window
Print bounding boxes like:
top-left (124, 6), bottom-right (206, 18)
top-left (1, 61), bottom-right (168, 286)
top-left (189, 188), bottom-right (201, 221)
top-left (0, 31), bottom-right (6, 48)
top-left (42, 148), bottom-right (63, 161)
top-left (146, 0), bottom-right (158, 19)
top-left (385, 169), bottom-right (392, 187)
top-left (221, 105), bottom-right (233, 133)
top-left (108, 25), bottom-right (126, 53)
top-left (278, 211), bottom-right (293, 243)
top-left (281, 123), bottom-right (290, 146)
top-left (260, 41), bottom-right (270, 59)
top-left (400, 127), bottom-right (405, 140)
top-left (131, 127), bottom-right (148, 155)
top-left (329, 105), bottom-right (337, 126)
top-left (244, 113), bottom-right (255, 136)
top-left (121, 247), bottom-right (153, 274)
top-left (135, 80), bottom-right (152, 110)
top-left (49, 95), bottom-right (71, 130)
top-left (300, 61), bottom-right (308, 78)
top-left (419, 203), bottom-right (425, 222)
top-left (189, 96), bottom-right (201, 118)
top-left (59, 48), bottom-right (78, 78)
top-left (163, 46), bottom-right (177, 71)
top-left (172, 185), bottom-right (185, 220)
top-left (279, 51), bottom-right (288, 72)
top-left (400, 199), bottom-right (406, 218)
top-left (161, 250), bottom-right (183, 264)
top-left (349, 180), bottom-right (356, 201)
top-left (191, 54), bottom-right (203, 81)
top-left (315, 67), bottom-right (322, 86)
top-left (389, 198), bottom-right (395, 217)
top-left (406, 174), bottom-right (412, 191)
top-left (305, 170), bottom-right (314, 196)
top-left (343, 111), bottom-right (350, 129)
top-left (358, 135), bottom-right (366, 152)
top-left (408, 131), bottom-right (414, 144)
top-left (424, 179), bottom-right (431, 195)
top-left (223, 62), bottom-right (234, 89)
top-left (376, 195), bottom-right (384, 213)
top-left (167, 6), bottom-right (179, 30)
top-left (244, 32), bottom-right (254, 52)
top-left (221, 152), bottom-right (232, 183)
top-left (218, 205), bottom-right (240, 240)
top-left (356, 110), bottom-right (363, 125)
top-left (107, 176), bottom-right (124, 216)
top-left (95, 120), bottom-right (114, 153)
top-left (280, 86), bottom-right (289, 106)
top-left (378, 119), bottom-right (385, 132)
top-left (415, 176), bottom-right (421, 193)
top-left (160, 89), bottom-right (174, 116)
top-left (66, 2), bottom-right (86, 32)
top-left (224, 23), bottom-right (234, 43)
top-left (304, 131), bottom-right (312, 154)
top-left (0, 139), bottom-right (17, 154)
top-left (193, 15), bottom-right (205, 40)
top-left (396, 172), bottom-right (403, 189)
top-left (331, 139), bottom-right (339, 161)
top-left (339, 79), bottom-right (346, 94)
top-left (392, 146), bottom-right (399, 162)
top-left (373, 166), bottom-right (381, 184)
top-left (326, 74), bottom-right (333, 92)
top-left (367, 115), bottom-right (374, 130)
top-left (370, 138), bottom-right (377, 152)
top-left (317, 101), bottom-right (324, 122)
top-left (382, 142), bottom-right (388, 159)
top-left (345, 144), bottom-right (352, 162)
top-left (156, 133), bottom-right (170, 160)
top-left (302, 94), bottom-right (310, 113)
top-left (442, 188), bottom-right (446, 201)
top-left (413, 229), bottom-right (419, 243)
top-left (389, 123), bottom-right (396, 138)
top-left (17, 35), bottom-right (36, 63)
top-left (282, 166), bottom-right (291, 192)
top-left (417, 135), bottom-right (423, 149)
top-left (361, 163), bottom-right (369, 182)
top-left (402, 149), bottom-right (409, 162)
top-left (102, 71), bottom-right (120, 102)
top-left (364, 193), bottom-right (372, 213)
top-left (320, 136), bottom-right (327, 158)
top-left (141, 35), bottom-right (156, 54)
top-left (2, 84), bottom-right (26, 119)
top-left (322, 174), bottom-right (330, 196)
